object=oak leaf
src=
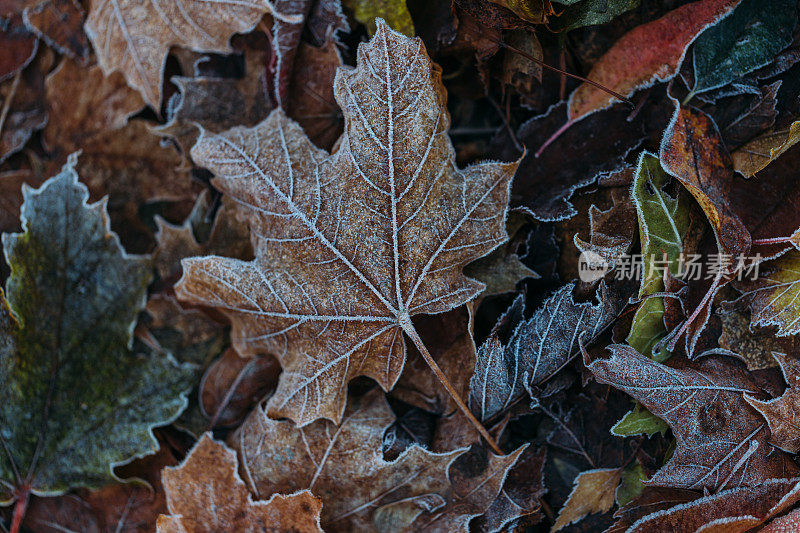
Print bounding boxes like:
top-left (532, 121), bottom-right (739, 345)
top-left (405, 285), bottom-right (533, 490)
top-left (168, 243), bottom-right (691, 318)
top-left (0, 158), bottom-right (193, 502)
top-left (233, 389), bottom-right (524, 532)
top-left (84, 0), bottom-right (291, 108)
top-left (158, 433), bottom-right (322, 533)
top-left (176, 21), bottom-right (517, 426)
top-left (586, 344), bottom-right (799, 490)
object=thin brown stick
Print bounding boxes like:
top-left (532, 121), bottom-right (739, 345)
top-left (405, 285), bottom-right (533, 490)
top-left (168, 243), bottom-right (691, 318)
top-left (0, 70), bottom-right (22, 142)
top-left (401, 321), bottom-right (503, 455)
top-left (494, 38), bottom-right (634, 107)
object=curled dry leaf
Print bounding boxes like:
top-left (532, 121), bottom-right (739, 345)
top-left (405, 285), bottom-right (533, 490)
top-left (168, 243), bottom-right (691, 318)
top-left (158, 433), bottom-right (323, 533)
top-left (22, 0), bottom-right (89, 61)
top-left (233, 389), bottom-right (524, 532)
top-left (586, 344), bottom-right (799, 490)
top-left (0, 158), bottom-right (193, 503)
top-left (84, 0), bottom-right (285, 108)
top-left (177, 21), bottom-right (517, 426)
top-left (732, 120), bottom-right (800, 178)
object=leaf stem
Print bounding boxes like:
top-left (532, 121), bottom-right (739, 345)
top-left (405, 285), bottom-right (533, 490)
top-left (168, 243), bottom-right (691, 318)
top-left (401, 321), bottom-right (503, 455)
top-left (9, 484), bottom-right (29, 533)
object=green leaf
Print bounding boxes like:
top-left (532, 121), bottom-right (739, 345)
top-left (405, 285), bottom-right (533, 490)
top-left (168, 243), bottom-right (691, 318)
top-left (343, 1), bottom-right (414, 36)
top-left (615, 462), bottom-right (646, 507)
top-left (611, 403), bottom-right (669, 438)
top-left (555, 0), bottom-right (640, 32)
top-left (0, 157), bottom-right (193, 501)
top-left (626, 152), bottom-right (690, 360)
top-left (692, 0), bottom-right (798, 94)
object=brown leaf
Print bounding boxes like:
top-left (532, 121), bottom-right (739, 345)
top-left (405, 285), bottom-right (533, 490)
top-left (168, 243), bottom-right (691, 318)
top-left (552, 468), bottom-right (622, 532)
top-left (745, 352), bottom-right (800, 453)
top-left (626, 478), bottom-right (800, 532)
top-left (233, 389), bottom-right (524, 532)
top-left (159, 433), bottom-right (323, 532)
top-left (0, 47), bottom-right (48, 163)
top-left (660, 102), bottom-right (751, 259)
top-left (286, 39), bottom-right (343, 151)
top-left (717, 302), bottom-right (797, 371)
top-left (586, 345), bottom-right (799, 490)
top-left (0, 12), bottom-right (37, 81)
top-left (607, 486), bottom-right (699, 533)
top-left (567, 0), bottom-right (740, 123)
top-left (84, 0), bottom-right (283, 108)
top-left (176, 22), bottom-right (517, 425)
top-left (23, 0), bottom-right (89, 61)
top-left (573, 188), bottom-right (637, 271)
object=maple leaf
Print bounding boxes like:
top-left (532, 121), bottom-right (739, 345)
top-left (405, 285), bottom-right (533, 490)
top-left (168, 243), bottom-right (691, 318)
top-left (469, 281), bottom-right (620, 423)
top-left (0, 159), bottom-right (193, 511)
top-left (84, 0), bottom-right (296, 108)
top-left (586, 344), bottom-right (799, 490)
top-left (233, 389), bottom-right (524, 532)
top-left (176, 21), bottom-right (517, 432)
top-left (158, 433), bottom-right (323, 533)
top-left (736, 250), bottom-right (800, 336)
top-left (745, 352), bottom-right (800, 453)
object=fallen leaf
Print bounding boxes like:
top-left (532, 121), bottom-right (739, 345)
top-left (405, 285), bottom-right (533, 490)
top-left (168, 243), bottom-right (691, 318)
top-left (716, 80), bottom-right (780, 148)
top-left (469, 281), bottom-right (620, 423)
top-left (607, 486), bottom-right (698, 533)
top-left (0, 158), bottom-right (193, 502)
top-left (736, 250), bottom-right (800, 336)
top-left (22, 0), bottom-right (89, 61)
top-left (611, 402), bottom-right (668, 438)
top-left (745, 352), bottom-right (800, 453)
top-left (344, 0), bottom-right (414, 36)
top-left (233, 389), bottom-right (524, 531)
top-left (626, 151), bottom-right (690, 360)
top-left (567, 0), bottom-right (740, 123)
top-left (732, 120), bottom-right (800, 177)
top-left (716, 301), bottom-right (797, 370)
top-left (177, 21), bottom-right (517, 425)
top-left (615, 462), bottom-right (647, 508)
top-left (627, 477), bottom-right (800, 532)
top-left (488, 0), bottom-right (548, 24)
top-left (0, 11), bottom-right (37, 82)
top-left (690, 0), bottom-right (797, 94)
top-left (586, 344), bottom-right (799, 490)
top-left (554, 0), bottom-right (639, 32)
top-left (159, 433), bottom-right (323, 532)
top-left (660, 102), bottom-right (751, 259)
top-left (573, 188), bottom-right (636, 272)
top-left (84, 0), bottom-right (283, 108)
top-left (0, 48), bottom-right (48, 164)
top-left (552, 468), bottom-right (622, 532)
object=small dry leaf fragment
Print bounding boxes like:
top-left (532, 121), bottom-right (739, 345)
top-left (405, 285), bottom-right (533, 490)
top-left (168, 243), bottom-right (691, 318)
top-left (736, 250), bottom-right (800, 336)
top-left (586, 344), bottom-right (799, 490)
top-left (573, 188), bottom-right (636, 271)
top-left (552, 468), bottom-right (622, 532)
top-left (0, 48), bottom-right (48, 163)
top-left (732, 120), bottom-right (800, 177)
top-left (22, 0), bottom-right (89, 61)
top-left (84, 0), bottom-right (284, 108)
top-left (0, 12), bottom-right (37, 81)
top-left (567, 0), bottom-right (740, 123)
top-left (745, 353), bottom-right (800, 453)
top-left (159, 433), bottom-right (323, 533)
top-left (234, 389), bottom-right (524, 532)
top-left (627, 477), bottom-right (800, 532)
top-left (177, 21), bottom-right (516, 426)
top-left (716, 302), bottom-right (797, 371)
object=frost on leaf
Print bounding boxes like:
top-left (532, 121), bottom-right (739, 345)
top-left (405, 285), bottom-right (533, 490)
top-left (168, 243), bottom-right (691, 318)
top-left (469, 281), bottom-right (619, 423)
top-left (745, 352), bottom-right (800, 453)
top-left (233, 389), bottom-right (524, 532)
top-left (158, 433), bottom-right (322, 533)
top-left (736, 250), bottom-right (800, 336)
top-left (587, 344), bottom-right (798, 490)
top-left (176, 21), bottom-right (517, 426)
top-left (84, 0), bottom-right (288, 108)
top-left (0, 158), bottom-right (193, 500)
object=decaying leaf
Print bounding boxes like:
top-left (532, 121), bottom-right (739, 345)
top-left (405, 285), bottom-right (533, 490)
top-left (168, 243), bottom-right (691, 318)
top-left (177, 21), bottom-right (517, 425)
top-left (691, 0), bottom-right (797, 94)
top-left (0, 158), bottom-right (193, 502)
top-left (84, 0), bottom-right (286, 108)
top-left (22, 0), bottom-right (89, 61)
top-left (627, 477), bottom-right (800, 532)
top-left (344, 0), bottom-right (414, 36)
top-left (745, 352), bottom-right (800, 453)
top-left (552, 468), bottom-right (622, 532)
top-left (566, 0), bottom-right (740, 123)
top-left (717, 301), bottom-right (796, 370)
top-left (469, 281), bottom-right (620, 423)
top-left (732, 120), bottom-right (800, 177)
top-left (554, 0), bottom-right (639, 32)
top-left (736, 250), bottom-right (800, 336)
top-left (0, 48), bottom-right (49, 164)
top-left (586, 344), bottom-right (799, 490)
top-left (573, 188), bottom-right (636, 272)
top-left (158, 433), bottom-right (323, 532)
top-left (0, 11), bottom-right (37, 82)
top-left (233, 390), bottom-right (524, 531)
